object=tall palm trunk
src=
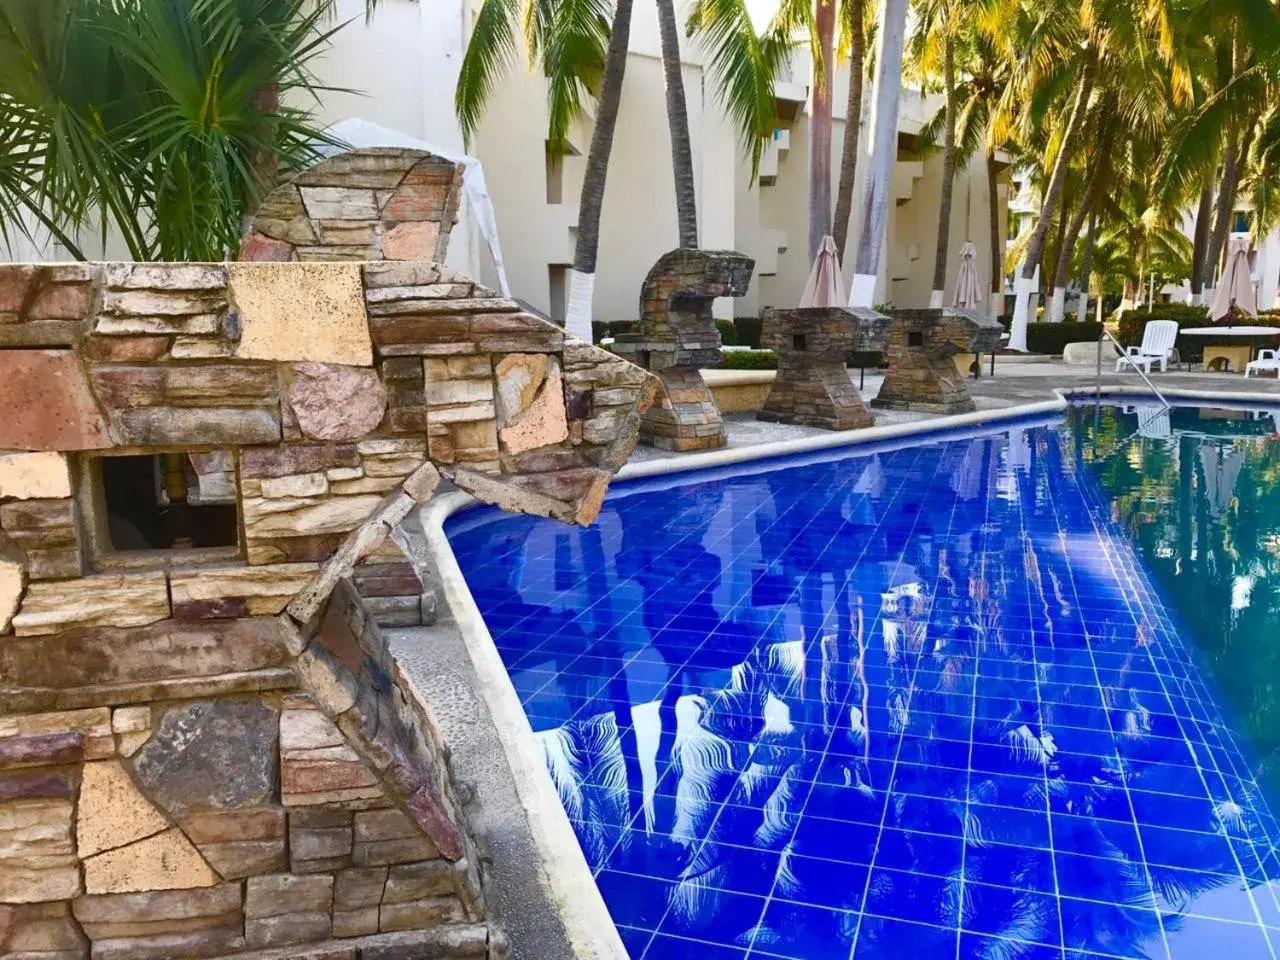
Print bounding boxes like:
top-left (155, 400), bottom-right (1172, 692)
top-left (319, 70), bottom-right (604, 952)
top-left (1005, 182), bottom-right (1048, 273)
top-left (809, 0), bottom-right (837, 261)
top-left (655, 0), bottom-right (697, 248)
top-left (1075, 207), bottom-right (1097, 323)
top-left (832, 0), bottom-right (865, 262)
top-left (564, 0), bottom-right (635, 342)
top-left (850, 0), bottom-right (909, 307)
top-left (1008, 45), bottom-right (1097, 350)
top-left (1204, 138), bottom-right (1240, 295)
top-left (1188, 182), bottom-right (1213, 303)
top-left (929, 22), bottom-right (957, 308)
top-left (1048, 141), bottom-right (1105, 322)
top-left (986, 147), bottom-right (1003, 318)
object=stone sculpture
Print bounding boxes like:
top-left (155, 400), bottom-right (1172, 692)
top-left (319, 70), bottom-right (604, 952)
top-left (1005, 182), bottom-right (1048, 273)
top-left (757, 306), bottom-right (892, 430)
top-left (0, 149), bottom-right (656, 960)
top-left (610, 248), bottom-right (754, 451)
top-left (871, 307), bottom-right (1005, 414)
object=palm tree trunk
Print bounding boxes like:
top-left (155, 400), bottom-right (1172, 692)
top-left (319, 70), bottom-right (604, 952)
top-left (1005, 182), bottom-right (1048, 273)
top-left (1188, 182), bottom-right (1213, 303)
top-left (1008, 44), bottom-right (1097, 350)
top-left (929, 22), bottom-right (957, 308)
top-left (1048, 146), bottom-right (1104, 322)
top-left (655, 0), bottom-right (697, 249)
top-left (565, 0), bottom-right (635, 341)
top-left (1075, 207), bottom-right (1097, 323)
top-left (986, 147), bottom-right (1003, 318)
top-left (850, 0), bottom-right (909, 307)
top-left (1204, 138), bottom-right (1241, 296)
top-left (832, 0), bottom-right (865, 262)
top-left (809, 0), bottom-right (837, 262)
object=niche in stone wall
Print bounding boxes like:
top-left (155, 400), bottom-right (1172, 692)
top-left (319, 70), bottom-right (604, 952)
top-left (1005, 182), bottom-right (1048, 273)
top-left (84, 450), bottom-right (240, 560)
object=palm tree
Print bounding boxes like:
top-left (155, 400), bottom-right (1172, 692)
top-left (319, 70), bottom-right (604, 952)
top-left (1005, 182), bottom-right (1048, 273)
top-left (831, 0), bottom-right (867, 262)
top-left (655, 0), bottom-right (699, 248)
top-left (0, 0), bottom-right (342, 261)
top-left (849, 0), bottom-right (909, 306)
top-left (911, 0), bottom-right (960, 308)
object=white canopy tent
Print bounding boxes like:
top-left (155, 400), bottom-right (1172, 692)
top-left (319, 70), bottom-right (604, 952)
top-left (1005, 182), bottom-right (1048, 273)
top-left (317, 117), bottom-right (511, 298)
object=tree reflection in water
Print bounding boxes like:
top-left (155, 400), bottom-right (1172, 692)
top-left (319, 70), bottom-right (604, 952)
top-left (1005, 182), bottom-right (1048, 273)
top-left (448, 406), bottom-right (1280, 959)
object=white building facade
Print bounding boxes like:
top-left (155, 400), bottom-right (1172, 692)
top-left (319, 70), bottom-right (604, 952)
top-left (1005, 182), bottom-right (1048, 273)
top-left (306, 0), bottom-right (1010, 324)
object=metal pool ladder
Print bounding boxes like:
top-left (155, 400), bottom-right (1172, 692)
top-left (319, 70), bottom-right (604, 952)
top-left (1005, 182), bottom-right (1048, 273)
top-left (1095, 327), bottom-right (1172, 410)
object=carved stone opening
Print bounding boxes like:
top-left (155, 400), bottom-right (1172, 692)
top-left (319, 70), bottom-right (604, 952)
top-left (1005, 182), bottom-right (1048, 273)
top-left (98, 453), bottom-right (239, 552)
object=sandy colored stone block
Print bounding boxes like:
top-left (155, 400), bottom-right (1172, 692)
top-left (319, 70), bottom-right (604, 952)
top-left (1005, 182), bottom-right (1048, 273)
top-left (0, 901), bottom-right (89, 955)
top-left (76, 761), bottom-right (169, 858)
top-left (83, 828), bottom-right (218, 894)
top-left (0, 798), bottom-right (81, 902)
top-left (499, 357), bottom-right (567, 455)
top-left (245, 873), bottom-right (333, 918)
top-left (0, 709), bottom-right (113, 759)
top-left (10, 573), bottom-right (169, 637)
top-left (260, 472), bottom-right (328, 499)
top-left (0, 550), bottom-right (23, 635)
top-left (0, 452), bottom-right (71, 500)
top-left (230, 262), bottom-right (373, 366)
top-left (169, 563), bottom-right (318, 617)
top-left (243, 494), bottom-right (385, 539)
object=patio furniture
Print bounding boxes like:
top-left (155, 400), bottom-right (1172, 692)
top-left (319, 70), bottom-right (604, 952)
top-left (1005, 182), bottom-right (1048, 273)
top-left (1116, 319), bottom-right (1178, 373)
top-left (1246, 349), bottom-right (1280, 378)
top-left (1179, 325), bottom-right (1280, 373)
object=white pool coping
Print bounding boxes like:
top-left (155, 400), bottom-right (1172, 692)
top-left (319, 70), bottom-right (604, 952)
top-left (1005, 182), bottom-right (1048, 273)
top-left (416, 382), bottom-right (1280, 959)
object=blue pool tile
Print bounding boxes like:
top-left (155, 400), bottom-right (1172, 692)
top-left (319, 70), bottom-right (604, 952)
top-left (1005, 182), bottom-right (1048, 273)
top-left (449, 410), bottom-right (1280, 960)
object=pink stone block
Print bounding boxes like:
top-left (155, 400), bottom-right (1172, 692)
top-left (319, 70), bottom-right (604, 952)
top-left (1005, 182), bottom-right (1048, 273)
top-left (0, 349), bottom-right (113, 450)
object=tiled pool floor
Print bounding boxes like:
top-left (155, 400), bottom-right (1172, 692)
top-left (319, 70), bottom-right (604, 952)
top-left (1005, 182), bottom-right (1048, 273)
top-left (446, 411), bottom-right (1280, 959)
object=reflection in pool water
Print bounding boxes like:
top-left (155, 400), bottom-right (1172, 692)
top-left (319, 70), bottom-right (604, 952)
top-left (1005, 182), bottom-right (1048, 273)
top-left (447, 404), bottom-right (1280, 959)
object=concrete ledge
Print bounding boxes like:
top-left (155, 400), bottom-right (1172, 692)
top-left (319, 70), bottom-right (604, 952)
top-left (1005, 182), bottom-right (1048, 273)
top-left (702, 368), bottom-right (776, 413)
top-left (408, 496), bottom-right (626, 960)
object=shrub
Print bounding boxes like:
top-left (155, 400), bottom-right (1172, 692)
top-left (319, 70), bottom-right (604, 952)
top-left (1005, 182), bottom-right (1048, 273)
top-left (721, 349), bottom-right (778, 370)
top-left (1117, 304), bottom-right (1280, 362)
top-left (733, 317), bottom-right (763, 349)
top-left (716, 319), bottom-right (738, 346)
top-left (996, 318), bottom-right (1105, 355)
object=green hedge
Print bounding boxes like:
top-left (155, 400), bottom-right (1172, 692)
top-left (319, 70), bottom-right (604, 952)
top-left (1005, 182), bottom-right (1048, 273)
top-left (995, 318), bottom-right (1104, 355)
top-left (721, 349), bottom-right (778, 370)
top-left (1117, 304), bottom-right (1280, 362)
top-left (733, 317), bottom-right (763, 349)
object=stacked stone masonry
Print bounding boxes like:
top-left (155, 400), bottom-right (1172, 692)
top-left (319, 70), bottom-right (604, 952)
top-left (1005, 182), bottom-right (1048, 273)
top-left (757, 307), bottom-right (892, 431)
top-left (871, 307), bottom-right (1004, 414)
top-left (611, 248), bottom-right (754, 452)
top-left (0, 220), bottom-right (655, 956)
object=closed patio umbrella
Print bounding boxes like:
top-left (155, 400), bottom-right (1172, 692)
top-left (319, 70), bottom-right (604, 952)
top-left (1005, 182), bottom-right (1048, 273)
top-left (799, 234), bottom-right (847, 308)
top-left (952, 241), bottom-right (983, 309)
top-left (1211, 237), bottom-right (1258, 321)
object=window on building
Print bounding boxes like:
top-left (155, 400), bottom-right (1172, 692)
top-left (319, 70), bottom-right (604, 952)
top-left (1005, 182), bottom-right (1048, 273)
top-left (94, 452), bottom-right (238, 553)
top-left (1234, 211), bottom-right (1250, 234)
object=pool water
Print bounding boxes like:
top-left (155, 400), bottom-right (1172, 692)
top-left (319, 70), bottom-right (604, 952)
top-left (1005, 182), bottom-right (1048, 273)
top-left (446, 404), bottom-right (1280, 959)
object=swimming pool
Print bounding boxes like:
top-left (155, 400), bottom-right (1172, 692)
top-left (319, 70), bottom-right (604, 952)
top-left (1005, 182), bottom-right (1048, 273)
top-left (446, 403), bottom-right (1280, 959)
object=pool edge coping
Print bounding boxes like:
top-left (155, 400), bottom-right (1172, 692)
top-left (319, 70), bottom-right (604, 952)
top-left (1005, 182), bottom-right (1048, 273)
top-left (415, 382), bottom-right (1280, 959)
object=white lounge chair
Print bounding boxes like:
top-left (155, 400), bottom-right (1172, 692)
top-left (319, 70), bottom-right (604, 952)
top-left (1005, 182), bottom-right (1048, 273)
top-left (1245, 349), bottom-right (1280, 378)
top-left (1116, 319), bottom-right (1178, 374)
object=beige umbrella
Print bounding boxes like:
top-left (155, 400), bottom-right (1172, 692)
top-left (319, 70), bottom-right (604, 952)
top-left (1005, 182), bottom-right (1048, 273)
top-left (799, 234), bottom-right (847, 308)
top-left (1211, 236), bottom-right (1258, 321)
top-left (952, 241), bottom-right (983, 309)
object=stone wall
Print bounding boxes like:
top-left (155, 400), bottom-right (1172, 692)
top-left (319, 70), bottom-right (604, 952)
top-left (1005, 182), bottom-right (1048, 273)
top-left (611, 249), bottom-right (753, 452)
top-left (757, 306), bottom-right (891, 430)
top-left (239, 149), bottom-right (463, 264)
top-left (0, 257), bottom-right (655, 959)
top-left (871, 307), bottom-right (1004, 414)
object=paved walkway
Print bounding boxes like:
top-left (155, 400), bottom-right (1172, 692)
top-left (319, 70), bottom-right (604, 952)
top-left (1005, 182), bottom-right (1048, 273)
top-left (629, 362), bottom-right (1280, 459)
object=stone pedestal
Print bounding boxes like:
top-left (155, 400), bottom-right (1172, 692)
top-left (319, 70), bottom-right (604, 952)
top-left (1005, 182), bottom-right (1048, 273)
top-left (612, 248), bottom-right (755, 451)
top-left (758, 306), bottom-right (892, 430)
top-left (872, 307), bottom-right (1003, 414)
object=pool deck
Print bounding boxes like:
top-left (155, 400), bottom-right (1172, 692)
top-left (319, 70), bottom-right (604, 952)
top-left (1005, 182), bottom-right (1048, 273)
top-left (628, 362), bottom-right (1280, 461)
